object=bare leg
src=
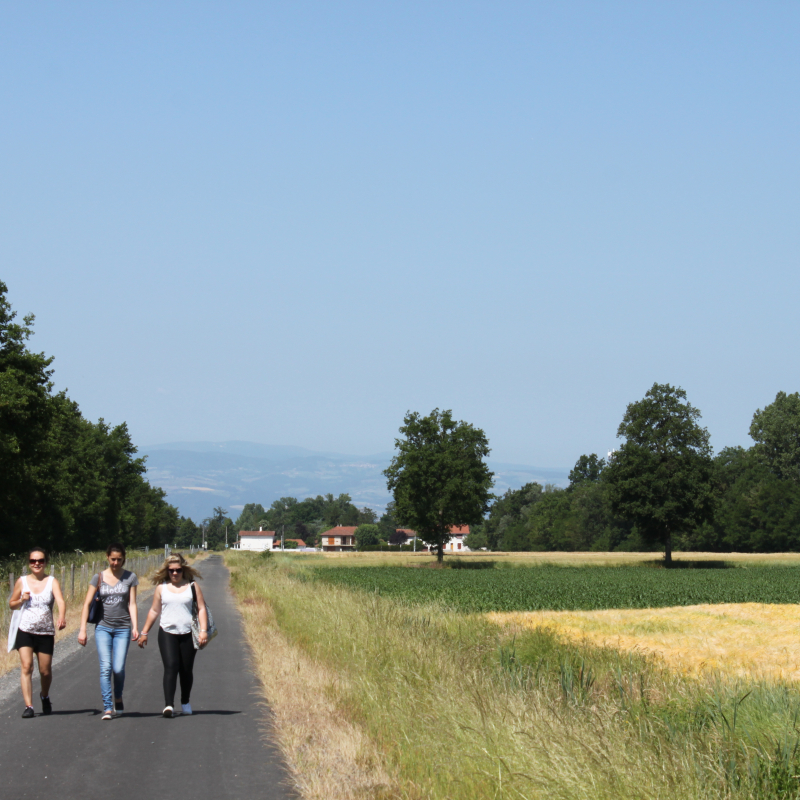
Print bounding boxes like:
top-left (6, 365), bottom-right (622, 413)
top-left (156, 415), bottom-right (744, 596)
top-left (18, 648), bottom-right (34, 707)
top-left (37, 652), bottom-right (53, 698)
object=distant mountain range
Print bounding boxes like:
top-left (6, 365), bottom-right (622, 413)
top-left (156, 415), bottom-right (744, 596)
top-left (139, 440), bottom-right (570, 523)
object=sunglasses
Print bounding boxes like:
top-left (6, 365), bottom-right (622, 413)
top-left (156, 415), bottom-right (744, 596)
top-left (168, 567), bottom-right (183, 574)
top-left (29, 559), bottom-right (46, 565)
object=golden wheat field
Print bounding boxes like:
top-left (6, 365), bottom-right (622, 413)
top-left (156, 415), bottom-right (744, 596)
top-left (488, 603), bottom-right (800, 681)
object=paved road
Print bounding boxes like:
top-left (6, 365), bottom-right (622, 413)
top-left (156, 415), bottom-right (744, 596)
top-left (0, 555), bottom-right (295, 800)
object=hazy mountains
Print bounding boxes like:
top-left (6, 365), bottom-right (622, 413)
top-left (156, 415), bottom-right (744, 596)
top-left (139, 440), bottom-right (570, 523)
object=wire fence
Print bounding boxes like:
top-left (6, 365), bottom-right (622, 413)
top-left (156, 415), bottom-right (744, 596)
top-left (1, 550), bottom-right (173, 639)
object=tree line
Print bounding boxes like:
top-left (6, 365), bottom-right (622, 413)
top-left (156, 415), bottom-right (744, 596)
top-left (0, 281), bottom-right (179, 558)
top-left (172, 494), bottom-right (384, 550)
top-left (468, 385), bottom-right (800, 559)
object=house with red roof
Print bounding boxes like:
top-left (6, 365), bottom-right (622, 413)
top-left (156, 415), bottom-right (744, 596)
top-left (320, 525), bottom-right (357, 552)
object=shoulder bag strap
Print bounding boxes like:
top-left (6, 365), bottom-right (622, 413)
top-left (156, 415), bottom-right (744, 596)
top-left (191, 582), bottom-right (198, 615)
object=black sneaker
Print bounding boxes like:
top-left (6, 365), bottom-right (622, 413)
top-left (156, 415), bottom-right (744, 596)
top-left (41, 696), bottom-right (52, 715)
top-left (22, 706), bottom-right (34, 719)
top-left (114, 699), bottom-right (124, 712)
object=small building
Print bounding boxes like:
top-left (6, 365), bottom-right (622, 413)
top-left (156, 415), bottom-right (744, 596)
top-left (444, 525), bottom-right (470, 552)
top-left (236, 528), bottom-right (278, 551)
top-left (320, 525), bottom-right (357, 552)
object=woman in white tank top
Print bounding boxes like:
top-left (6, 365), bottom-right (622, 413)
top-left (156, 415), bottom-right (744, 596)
top-left (139, 554), bottom-right (208, 717)
top-left (8, 547), bottom-right (66, 718)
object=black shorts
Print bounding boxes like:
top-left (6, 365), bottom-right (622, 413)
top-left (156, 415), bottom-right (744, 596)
top-left (14, 630), bottom-right (55, 655)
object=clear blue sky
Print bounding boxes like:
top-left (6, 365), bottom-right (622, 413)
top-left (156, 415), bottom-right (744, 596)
top-left (2, 2), bottom-right (798, 468)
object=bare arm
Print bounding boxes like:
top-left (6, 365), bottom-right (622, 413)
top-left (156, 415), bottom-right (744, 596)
top-left (78, 582), bottom-right (99, 646)
top-left (194, 583), bottom-right (209, 647)
top-left (8, 578), bottom-right (29, 610)
top-left (129, 584), bottom-right (139, 641)
top-left (138, 585), bottom-right (162, 648)
top-left (52, 579), bottom-right (67, 630)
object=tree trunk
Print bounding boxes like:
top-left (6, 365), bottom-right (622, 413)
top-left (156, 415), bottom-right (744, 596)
top-left (664, 529), bottom-right (672, 566)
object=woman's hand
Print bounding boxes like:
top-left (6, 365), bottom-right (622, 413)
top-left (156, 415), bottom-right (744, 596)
top-left (57, 616), bottom-right (66, 631)
top-left (78, 629), bottom-right (87, 647)
top-left (131, 628), bottom-right (139, 642)
top-left (198, 631), bottom-right (208, 647)
top-left (19, 591), bottom-right (30, 606)
top-left (137, 632), bottom-right (149, 649)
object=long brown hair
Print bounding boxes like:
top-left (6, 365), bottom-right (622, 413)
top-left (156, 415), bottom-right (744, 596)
top-left (151, 553), bottom-right (202, 585)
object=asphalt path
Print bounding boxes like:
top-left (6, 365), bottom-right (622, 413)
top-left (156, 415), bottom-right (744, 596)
top-left (0, 555), bottom-right (295, 800)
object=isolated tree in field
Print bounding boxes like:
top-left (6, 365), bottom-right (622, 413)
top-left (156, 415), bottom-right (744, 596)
top-left (384, 409), bottom-right (494, 564)
top-left (605, 383), bottom-right (713, 565)
top-left (750, 391), bottom-right (800, 482)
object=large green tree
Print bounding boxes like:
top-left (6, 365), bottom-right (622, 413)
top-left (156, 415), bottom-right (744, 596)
top-left (384, 409), bottom-right (494, 564)
top-left (605, 383), bottom-right (714, 564)
top-left (749, 391), bottom-right (800, 482)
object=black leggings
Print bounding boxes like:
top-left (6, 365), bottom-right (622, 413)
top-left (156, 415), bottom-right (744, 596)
top-left (157, 628), bottom-right (196, 707)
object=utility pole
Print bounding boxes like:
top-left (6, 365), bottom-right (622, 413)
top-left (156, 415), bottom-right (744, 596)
top-left (225, 525), bottom-right (228, 549)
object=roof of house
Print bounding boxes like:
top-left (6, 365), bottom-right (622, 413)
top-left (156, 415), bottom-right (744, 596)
top-left (239, 530), bottom-right (276, 537)
top-left (284, 539), bottom-right (306, 547)
top-left (396, 528), bottom-right (416, 535)
top-left (320, 526), bottom-right (358, 536)
top-left (449, 525), bottom-right (470, 535)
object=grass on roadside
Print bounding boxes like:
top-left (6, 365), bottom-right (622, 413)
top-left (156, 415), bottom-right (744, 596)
top-left (228, 551), bottom-right (800, 800)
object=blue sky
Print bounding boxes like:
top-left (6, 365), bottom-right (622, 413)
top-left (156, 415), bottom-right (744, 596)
top-left (2, 2), bottom-right (799, 468)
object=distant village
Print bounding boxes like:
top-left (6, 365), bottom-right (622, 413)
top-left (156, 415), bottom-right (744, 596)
top-left (235, 525), bottom-right (472, 553)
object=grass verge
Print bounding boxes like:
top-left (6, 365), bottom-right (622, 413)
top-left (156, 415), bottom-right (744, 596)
top-left (228, 551), bottom-right (800, 800)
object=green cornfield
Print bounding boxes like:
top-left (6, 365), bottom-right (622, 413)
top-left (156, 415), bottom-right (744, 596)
top-left (312, 564), bottom-right (800, 611)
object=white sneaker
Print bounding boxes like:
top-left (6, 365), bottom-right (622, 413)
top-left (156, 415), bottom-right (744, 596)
top-left (162, 706), bottom-right (173, 718)
top-left (102, 709), bottom-right (115, 720)
top-left (181, 703), bottom-right (192, 715)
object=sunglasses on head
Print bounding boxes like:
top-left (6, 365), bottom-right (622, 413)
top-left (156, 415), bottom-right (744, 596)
top-left (29, 558), bottom-right (46, 565)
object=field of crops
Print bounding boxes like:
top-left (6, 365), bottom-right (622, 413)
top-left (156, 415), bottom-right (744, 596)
top-left (312, 564), bottom-right (800, 611)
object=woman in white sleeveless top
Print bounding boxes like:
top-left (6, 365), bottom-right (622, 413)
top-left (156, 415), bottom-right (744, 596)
top-left (8, 547), bottom-right (66, 718)
top-left (138, 554), bottom-right (208, 717)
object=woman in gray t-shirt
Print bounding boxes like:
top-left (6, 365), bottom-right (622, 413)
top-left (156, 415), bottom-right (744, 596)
top-left (78, 543), bottom-right (140, 719)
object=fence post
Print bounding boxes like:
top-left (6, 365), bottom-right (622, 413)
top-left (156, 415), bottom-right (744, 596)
top-left (70, 564), bottom-right (75, 598)
top-left (50, 564), bottom-right (54, 577)
top-left (60, 567), bottom-right (65, 593)
top-left (9, 572), bottom-right (14, 594)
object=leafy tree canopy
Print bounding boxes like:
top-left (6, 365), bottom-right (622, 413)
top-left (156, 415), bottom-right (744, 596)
top-left (0, 282), bottom-right (179, 556)
top-left (384, 408), bottom-right (494, 563)
top-left (750, 391), bottom-right (800, 482)
top-left (568, 454), bottom-right (606, 489)
top-left (355, 523), bottom-right (381, 548)
top-left (605, 383), bottom-right (714, 564)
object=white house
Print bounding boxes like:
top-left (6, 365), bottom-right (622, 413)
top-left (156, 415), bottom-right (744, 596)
top-left (443, 525), bottom-right (470, 552)
top-left (236, 528), bottom-right (278, 551)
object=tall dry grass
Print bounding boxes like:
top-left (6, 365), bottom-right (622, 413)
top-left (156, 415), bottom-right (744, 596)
top-left (228, 551), bottom-right (800, 800)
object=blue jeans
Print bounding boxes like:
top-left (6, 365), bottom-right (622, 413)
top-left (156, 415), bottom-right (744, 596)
top-left (95, 625), bottom-right (131, 711)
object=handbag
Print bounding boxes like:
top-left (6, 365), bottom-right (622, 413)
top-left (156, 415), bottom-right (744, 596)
top-left (190, 582), bottom-right (217, 650)
top-left (7, 608), bottom-right (22, 653)
top-left (8, 577), bottom-right (30, 653)
top-left (87, 571), bottom-right (104, 624)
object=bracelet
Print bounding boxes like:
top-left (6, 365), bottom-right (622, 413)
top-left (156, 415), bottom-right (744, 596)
top-left (200, 630), bottom-right (207, 632)
top-left (140, 632), bottom-right (149, 636)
